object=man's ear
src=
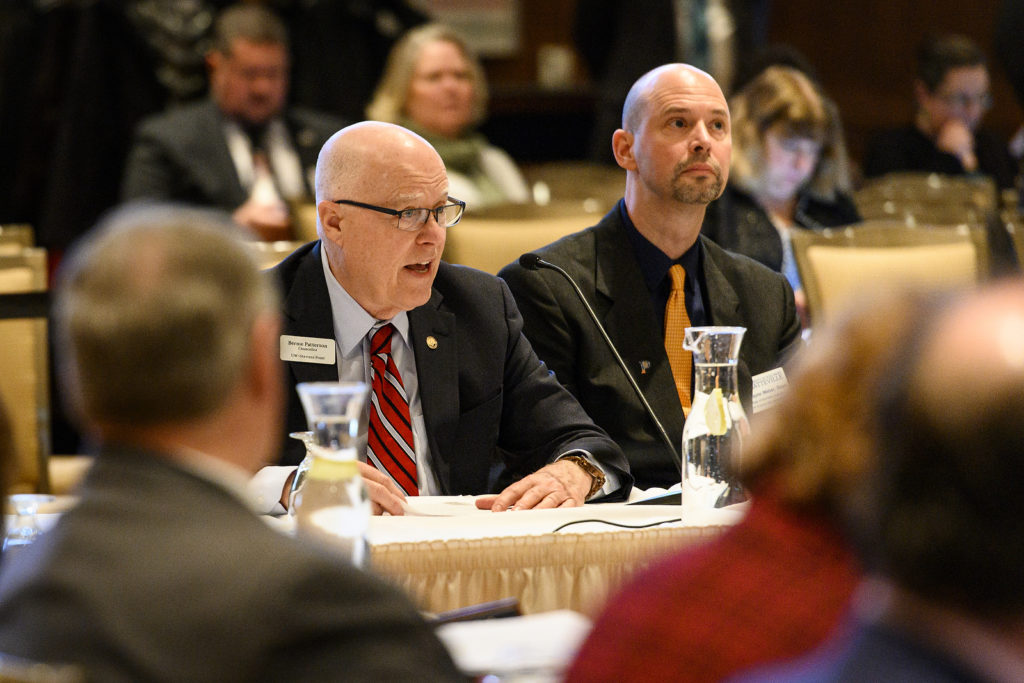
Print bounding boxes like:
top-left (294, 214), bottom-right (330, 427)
top-left (612, 129), bottom-right (637, 171)
top-left (318, 201), bottom-right (343, 245)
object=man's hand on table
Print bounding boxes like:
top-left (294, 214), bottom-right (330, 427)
top-left (475, 459), bottom-right (593, 512)
top-left (359, 463), bottom-right (407, 515)
top-left (278, 463), bottom-right (407, 516)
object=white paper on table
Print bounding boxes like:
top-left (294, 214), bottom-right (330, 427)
top-left (400, 496), bottom-right (489, 517)
top-left (436, 609), bottom-right (592, 681)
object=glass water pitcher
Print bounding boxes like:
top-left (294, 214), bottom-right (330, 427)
top-left (680, 326), bottom-right (750, 509)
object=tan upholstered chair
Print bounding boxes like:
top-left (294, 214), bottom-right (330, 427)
top-left (288, 200), bottom-right (320, 243)
top-left (0, 224), bottom-right (34, 255)
top-left (520, 162), bottom-right (625, 213)
top-left (442, 202), bottom-right (598, 275)
top-left (244, 240), bottom-right (308, 270)
top-left (0, 248), bottom-right (51, 493)
top-left (854, 172), bottom-right (996, 225)
top-left (792, 221), bottom-right (988, 324)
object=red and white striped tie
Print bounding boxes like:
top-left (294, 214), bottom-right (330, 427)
top-left (366, 323), bottom-right (418, 496)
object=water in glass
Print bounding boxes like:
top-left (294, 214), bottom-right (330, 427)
top-left (680, 327), bottom-right (750, 509)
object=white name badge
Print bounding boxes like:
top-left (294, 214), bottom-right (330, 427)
top-left (280, 335), bottom-right (336, 365)
top-left (751, 367), bottom-right (789, 414)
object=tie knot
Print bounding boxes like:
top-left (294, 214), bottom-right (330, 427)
top-left (370, 323), bottom-right (394, 354)
top-left (668, 264), bottom-right (687, 292)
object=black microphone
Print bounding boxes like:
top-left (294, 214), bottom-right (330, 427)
top-left (518, 253), bottom-right (682, 477)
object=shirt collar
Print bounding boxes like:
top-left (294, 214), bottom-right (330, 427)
top-left (618, 200), bottom-right (703, 292)
top-left (319, 243), bottom-right (410, 352)
top-left (171, 446), bottom-right (254, 509)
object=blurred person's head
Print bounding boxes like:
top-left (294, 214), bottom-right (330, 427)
top-left (730, 66), bottom-right (852, 204)
top-left (615, 64), bottom-right (731, 209)
top-left (314, 122), bottom-right (453, 320)
top-left (738, 288), bottom-right (934, 513)
top-left (854, 281), bottom-right (1024, 622)
top-left (207, 4), bottom-right (290, 129)
top-left (366, 24), bottom-right (487, 139)
top-left (914, 34), bottom-right (991, 134)
top-left (54, 204), bottom-right (282, 472)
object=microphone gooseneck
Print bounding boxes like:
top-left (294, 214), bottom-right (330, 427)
top-left (519, 253), bottom-right (682, 476)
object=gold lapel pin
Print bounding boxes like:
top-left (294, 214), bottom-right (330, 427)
top-left (426, 335), bottom-right (438, 349)
top-left (640, 360), bottom-right (651, 375)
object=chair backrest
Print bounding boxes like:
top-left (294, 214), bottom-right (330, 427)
top-left (792, 221), bottom-right (988, 324)
top-left (288, 200), bottom-right (319, 243)
top-left (0, 225), bottom-right (34, 255)
top-left (244, 240), bottom-right (307, 270)
top-left (854, 172), bottom-right (997, 225)
top-left (442, 203), bottom-right (597, 274)
top-left (520, 162), bottom-right (624, 212)
top-left (0, 248), bottom-right (51, 493)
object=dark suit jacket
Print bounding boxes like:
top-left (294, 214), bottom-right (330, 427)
top-left (702, 185), bottom-right (862, 272)
top-left (863, 124), bottom-right (1017, 191)
top-left (500, 206), bottom-right (802, 490)
top-left (272, 241), bottom-right (632, 499)
top-left (0, 446), bottom-right (461, 683)
top-left (120, 98), bottom-right (343, 210)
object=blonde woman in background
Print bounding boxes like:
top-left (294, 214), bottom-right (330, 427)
top-left (367, 24), bottom-right (530, 208)
top-left (702, 66), bottom-right (860, 325)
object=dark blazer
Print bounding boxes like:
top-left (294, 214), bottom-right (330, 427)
top-left (0, 446), bottom-right (461, 683)
top-left (272, 241), bottom-right (632, 499)
top-left (702, 185), bottom-right (862, 272)
top-left (120, 98), bottom-right (343, 210)
top-left (500, 206), bottom-right (802, 490)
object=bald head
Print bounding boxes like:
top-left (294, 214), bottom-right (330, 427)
top-left (622, 63), bottom-right (725, 132)
top-left (313, 121), bottom-right (449, 320)
top-left (912, 282), bottom-right (1024, 428)
top-left (866, 281), bottom-right (1024, 617)
top-left (315, 121), bottom-right (444, 205)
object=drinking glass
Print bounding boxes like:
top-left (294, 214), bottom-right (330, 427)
top-left (293, 382), bottom-right (372, 567)
top-left (3, 493), bottom-right (56, 557)
top-left (287, 430), bottom-right (315, 516)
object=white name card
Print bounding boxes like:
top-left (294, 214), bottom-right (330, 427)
top-left (280, 335), bottom-right (336, 365)
top-left (751, 367), bottom-right (788, 414)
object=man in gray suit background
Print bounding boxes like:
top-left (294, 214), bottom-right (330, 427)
top-left (0, 204), bottom-right (461, 682)
top-left (500, 64), bottom-right (801, 490)
top-left (121, 4), bottom-right (344, 241)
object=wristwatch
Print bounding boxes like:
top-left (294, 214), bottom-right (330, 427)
top-left (560, 454), bottom-right (606, 500)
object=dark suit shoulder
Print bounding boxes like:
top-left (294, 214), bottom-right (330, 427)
top-left (135, 99), bottom-right (220, 137)
top-left (286, 106), bottom-right (348, 135)
top-left (700, 234), bottom-right (787, 285)
top-left (271, 239), bottom-right (318, 288)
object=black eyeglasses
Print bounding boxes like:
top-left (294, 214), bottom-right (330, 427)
top-left (332, 198), bottom-right (466, 231)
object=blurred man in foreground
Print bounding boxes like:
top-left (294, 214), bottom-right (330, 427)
top-left (501, 64), bottom-right (800, 489)
top-left (0, 205), bottom-right (461, 682)
top-left (743, 280), bottom-right (1024, 681)
top-left (253, 121), bottom-right (631, 515)
top-left (566, 289), bottom-right (931, 683)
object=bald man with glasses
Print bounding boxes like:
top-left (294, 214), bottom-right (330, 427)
top-left (250, 122), bottom-right (631, 515)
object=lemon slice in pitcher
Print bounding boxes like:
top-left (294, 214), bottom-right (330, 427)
top-left (704, 387), bottom-right (729, 436)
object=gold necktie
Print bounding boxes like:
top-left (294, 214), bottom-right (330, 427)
top-left (664, 264), bottom-right (692, 414)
